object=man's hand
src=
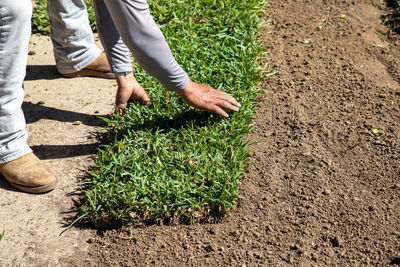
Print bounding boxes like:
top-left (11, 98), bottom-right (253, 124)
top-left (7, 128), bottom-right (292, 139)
top-left (175, 79), bottom-right (241, 118)
top-left (115, 72), bottom-right (150, 114)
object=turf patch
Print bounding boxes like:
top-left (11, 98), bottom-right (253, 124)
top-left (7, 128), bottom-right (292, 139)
top-left (385, 0), bottom-right (400, 33)
top-left (70, 0), bottom-right (268, 224)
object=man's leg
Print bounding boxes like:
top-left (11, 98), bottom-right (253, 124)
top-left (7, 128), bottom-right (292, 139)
top-left (47, 0), bottom-right (113, 78)
top-left (0, 0), bottom-right (33, 163)
top-left (0, 0), bottom-right (57, 193)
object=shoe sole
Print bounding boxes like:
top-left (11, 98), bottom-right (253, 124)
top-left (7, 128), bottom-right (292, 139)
top-left (61, 69), bottom-right (114, 79)
top-left (8, 180), bottom-right (58, 194)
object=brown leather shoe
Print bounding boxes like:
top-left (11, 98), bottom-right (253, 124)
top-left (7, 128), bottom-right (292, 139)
top-left (0, 153), bottom-right (58, 193)
top-left (60, 51), bottom-right (114, 79)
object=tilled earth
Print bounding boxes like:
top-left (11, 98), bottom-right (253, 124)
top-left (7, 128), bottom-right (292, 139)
top-left (66, 0), bottom-right (400, 266)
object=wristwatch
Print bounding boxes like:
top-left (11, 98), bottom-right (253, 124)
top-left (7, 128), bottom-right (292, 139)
top-left (114, 71), bottom-right (132, 77)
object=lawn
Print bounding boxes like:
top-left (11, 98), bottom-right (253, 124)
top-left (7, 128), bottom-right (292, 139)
top-left (394, 0), bottom-right (400, 31)
top-left (385, 0), bottom-right (400, 32)
top-left (32, 0), bottom-right (268, 224)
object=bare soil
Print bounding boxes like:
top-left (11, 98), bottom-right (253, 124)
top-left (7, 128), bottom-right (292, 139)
top-left (74, 0), bottom-right (400, 266)
top-left (1, 0), bottom-right (400, 266)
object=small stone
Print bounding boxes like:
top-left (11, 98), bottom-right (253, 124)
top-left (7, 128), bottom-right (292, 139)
top-left (204, 244), bottom-right (214, 252)
top-left (368, 206), bottom-right (375, 212)
top-left (28, 50), bottom-right (36, 55)
top-left (230, 230), bottom-right (240, 237)
top-left (254, 251), bottom-right (262, 259)
top-left (322, 234), bottom-right (328, 242)
top-left (323, 189), bottom-right (331, 195)
top-left (330, 236), bottom-right (341, 247)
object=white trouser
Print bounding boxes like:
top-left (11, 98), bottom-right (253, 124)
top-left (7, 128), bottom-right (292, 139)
top-left (47, 0), bottom-right (103, 74)
top-left (0, 0), bottom-right (33, 163)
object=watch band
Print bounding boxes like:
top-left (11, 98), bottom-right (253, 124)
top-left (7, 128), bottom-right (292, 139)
top-left (114, 71), bottom-right (132, 77)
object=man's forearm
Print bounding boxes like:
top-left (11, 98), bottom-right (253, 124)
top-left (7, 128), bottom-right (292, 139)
top-left (93, 0), bottom-right (133, 74)
top-left (94, 0), bottom-right (189, 91)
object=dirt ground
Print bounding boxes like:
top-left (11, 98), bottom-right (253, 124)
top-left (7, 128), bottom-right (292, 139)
top-left (0, 35), bottom-right (116, 266)
top-left (1, 0), bottom-right (400, 266)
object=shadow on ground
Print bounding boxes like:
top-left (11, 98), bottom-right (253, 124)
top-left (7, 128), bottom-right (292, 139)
top-left (31, 144), bottom-right (99, 160)
top-left (0, 176), bottom-right (20, 193)
top-left (22, 101), bottom-right (109, 127)
top-left (25, 65), bottom-right (60, 81)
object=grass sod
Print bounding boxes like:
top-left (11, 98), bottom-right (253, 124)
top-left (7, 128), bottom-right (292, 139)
top-left (53, 0), bottom-right (267, 223)
top-left (383, 0), bottom-right (400, 33)
top-left (394, 0), bottom-right (400, 31)
top-left (79, 0), bottom-right (268, 224)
